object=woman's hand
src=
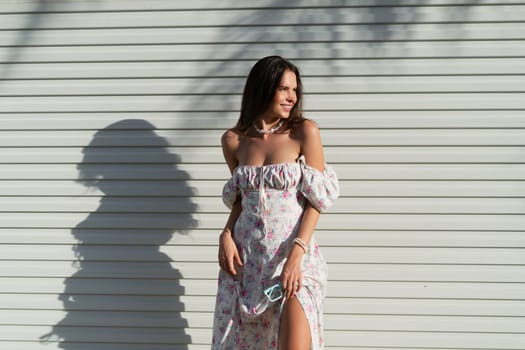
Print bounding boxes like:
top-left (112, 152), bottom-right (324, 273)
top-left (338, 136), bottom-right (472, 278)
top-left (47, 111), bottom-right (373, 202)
top-left (280, 245), bottom-right (305, 299)
top-left (218, 230), bottom-right (243, 277)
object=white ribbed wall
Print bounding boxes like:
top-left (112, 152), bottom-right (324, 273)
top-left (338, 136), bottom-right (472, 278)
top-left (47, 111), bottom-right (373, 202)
top-left (0, 0), bottom-right (524, 349)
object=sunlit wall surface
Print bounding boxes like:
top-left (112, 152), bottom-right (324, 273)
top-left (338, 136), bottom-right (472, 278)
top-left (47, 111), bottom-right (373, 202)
top-left (0, 1), bottom-right (524, 349)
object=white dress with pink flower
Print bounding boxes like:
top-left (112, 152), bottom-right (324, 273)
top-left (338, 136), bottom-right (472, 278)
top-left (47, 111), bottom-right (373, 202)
top-left (212, 156), bottom-right (339, 350)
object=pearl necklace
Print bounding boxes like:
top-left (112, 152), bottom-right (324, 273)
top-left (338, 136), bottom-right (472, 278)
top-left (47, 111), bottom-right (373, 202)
top-left (253, 120), bottom-right (283, 134)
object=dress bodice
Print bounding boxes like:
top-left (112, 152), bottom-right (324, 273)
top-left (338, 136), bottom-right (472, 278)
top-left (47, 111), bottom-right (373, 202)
top-left (222, 156), bottom-right (339, 213)
top-left (231, 161), bottom-right (302, 191)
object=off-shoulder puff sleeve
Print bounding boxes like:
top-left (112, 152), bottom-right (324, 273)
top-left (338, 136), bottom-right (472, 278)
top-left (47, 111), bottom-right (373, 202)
top-left (299, 157), bottom-right (340, 212)
top-left (222, 176), bottom-right (239, 210)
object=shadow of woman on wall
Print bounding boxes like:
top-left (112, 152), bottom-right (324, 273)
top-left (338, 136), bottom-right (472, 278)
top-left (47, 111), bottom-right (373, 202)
top-left (41, 119), bottom-right (197, 349)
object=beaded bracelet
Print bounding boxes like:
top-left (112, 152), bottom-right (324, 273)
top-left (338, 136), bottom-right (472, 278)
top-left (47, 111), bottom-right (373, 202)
top-left (293, 237), bottom-right (309, 254)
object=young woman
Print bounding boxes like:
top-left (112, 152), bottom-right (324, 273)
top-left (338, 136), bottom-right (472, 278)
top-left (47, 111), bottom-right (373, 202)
top-left (212, 56), bottom-right (339, 349)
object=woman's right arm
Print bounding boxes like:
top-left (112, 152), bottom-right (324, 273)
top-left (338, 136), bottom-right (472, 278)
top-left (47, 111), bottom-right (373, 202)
top-left (218, 200), bottom-right (243, 276)
top-left (218, 130), bottom-right (243, 277)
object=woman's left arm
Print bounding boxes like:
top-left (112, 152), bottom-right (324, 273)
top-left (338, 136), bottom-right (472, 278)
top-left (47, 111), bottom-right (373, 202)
top-left (281, 120), bottom-right (325, 299)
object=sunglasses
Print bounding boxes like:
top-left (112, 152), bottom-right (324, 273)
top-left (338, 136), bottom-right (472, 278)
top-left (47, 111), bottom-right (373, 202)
top-left (263, 283), bottom-right (283, 302)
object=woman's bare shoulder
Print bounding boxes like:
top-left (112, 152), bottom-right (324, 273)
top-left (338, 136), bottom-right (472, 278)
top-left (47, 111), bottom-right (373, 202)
top-left (221, 128), bottom-right (241, 147)
top-left (295, 118), bottom-right (320, 142)
top-left (221, 128), bottom-right (242, 172)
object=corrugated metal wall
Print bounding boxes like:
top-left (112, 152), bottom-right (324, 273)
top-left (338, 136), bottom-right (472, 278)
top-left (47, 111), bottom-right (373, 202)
top-left (1, 0), bottom-right (524, 349)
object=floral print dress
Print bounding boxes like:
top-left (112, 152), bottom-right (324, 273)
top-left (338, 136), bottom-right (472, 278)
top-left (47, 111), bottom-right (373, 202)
top-left (212, 156), bottom-right (339, 350)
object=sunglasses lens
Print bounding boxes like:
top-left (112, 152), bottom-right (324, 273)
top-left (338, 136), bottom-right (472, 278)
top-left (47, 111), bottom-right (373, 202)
top-left (268, 285), bottom-right (282, 301)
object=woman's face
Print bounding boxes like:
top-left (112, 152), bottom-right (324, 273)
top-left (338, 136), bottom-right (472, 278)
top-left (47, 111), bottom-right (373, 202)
top-left (262, 69), bottom-right (297, 120)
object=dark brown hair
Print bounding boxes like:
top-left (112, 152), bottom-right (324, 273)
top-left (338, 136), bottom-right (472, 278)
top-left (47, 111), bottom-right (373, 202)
top-left (235, 56), bottom-right (305, 133)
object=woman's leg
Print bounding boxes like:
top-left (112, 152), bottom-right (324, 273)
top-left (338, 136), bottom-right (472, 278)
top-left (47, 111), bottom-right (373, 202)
top-left (279, 297), bottom-right (311, 350)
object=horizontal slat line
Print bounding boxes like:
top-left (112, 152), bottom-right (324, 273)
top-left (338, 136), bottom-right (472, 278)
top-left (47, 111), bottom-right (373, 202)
top-left (2, 84), bottom-right (525, 93)
top-left (2, 324), bottom-right (196, 331)
top-left (0, 196), bottom-right (523, 200)
top-left (4, 273), bottom-right (523, 280)
top-left (0, 344), bottom-right (214, 350)
top-left (4, 72), bottom-right (525, 77)
top-left (1, 58), bottom-right (523, 65)
top-left (0, 74), bottom-right (524, 81)
top-left (0, 91), bottom-right (523, 104)
top-left (1, 179), bottom-right (524, 182)
top-left (2, 21), bottom-right (525, 29)
top-left (0, 0), bottom-right (522, 10)
top-left (2, 109), bottom-right (525, 115)
top-left (2, 1), bottom-right (521, 10)
top-left (2, 325), bottom-right (525, 336)
top-left (2, 92), bottom-right (525, 98)
top-left (1, 195), bottom-right (525, 199)
top-left (1, 4), bottom-right (524, 14)
top-left (0, 227), bottom-right (516, 231)
top-left (1, 294), bottom-right (523, 317)
top-left (2, 311), bottom-right (522, 319)
top-left (1, 335), bottom-right (525, 348)
top-left (4, 128), bottom-right (525, 140)
top-left (2, 162), bottom-right (525, 166)
top-left (0, 54), bottom-right (524, 63)
top-left (2, 4), bottom-right (513, 14)
top-left (0, 40), bottom-right (524, 65)
top-left (1, 242), bottom-right (523, 249)
top-left (2, 57), bottom-right (525, 64)
top-left (1, 260), bottom-right (523, 267)
top-left (1, 278), bottom-right (525, 288)
top-left (2, 246), bottom-right (524, 263)
top-left (1, 61), bottom-right (524, 78)
top-left (0, 342), bottom-right (211, 348)
top-left (3, 315), bottom-right (525, 333)
top-left (0, 328), bottom-right (208, 346)
top-left (335, 347), bottom-right (524, 350)
top-left (1, 76), bottom-right (524, 93)
top-left (0, 40), bottom-right (523, 60)
top-left (1, 161), bottom-right (525, 163)
top-left (5, 330), bottom-right (524, 337)
top-left (0, 212), bottom-right (524, 216)
top-left (1, 229), bottom-right (523, 247)
top-left (4, 243), bottom-right (483, 249)
top-left (2, 143), bottom-right (525, 148)
top-left (1, 25), bottom-right (525, 45)
top-left (0, 210), bottom-right (524, 215)
top-left (40, 3), bottom-right (512, 12)
top-left (3, 147), bottom-right (525, 159)
top-left (1, 261), bottom-right (524, 267)
top-left (1, 293), bottom-right (523, 302)
top-left (0, 179), bottom-right (524, 181)
top-left (3, 128), bottom-right (525, 131)
top-left (0, 227), bottom-right (522, 232)
top-left (1, 76), bottom-right (521, 83)
top-left (0, 112), bottom-right (525, 129)
top-left (1, 39), bottom-right (522, 46)
top-left (3, 38), bottom-right (525, 47)
top-left (2, 295), bottom-right (525, 314)
top-left (338, 196), bottom-right (525, 199)
top-left (0, 266), bottom-right (525, 285)
top-left (4, 262), bottom-right (525, 266)
top-left (5, 165), bottom-right (525, 179)
top-left (0, 213), bottom-right (524, 224)
top-left (5, 8), bottom-right (520, 15)
top-left (6, 244), bottom-right (524, 250)
top-left (1, 56), bottom-right (522, 61)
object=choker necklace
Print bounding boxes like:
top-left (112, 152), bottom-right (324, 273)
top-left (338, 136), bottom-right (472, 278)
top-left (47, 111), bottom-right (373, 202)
top-left (253, 120), bottom-right (283, 134)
